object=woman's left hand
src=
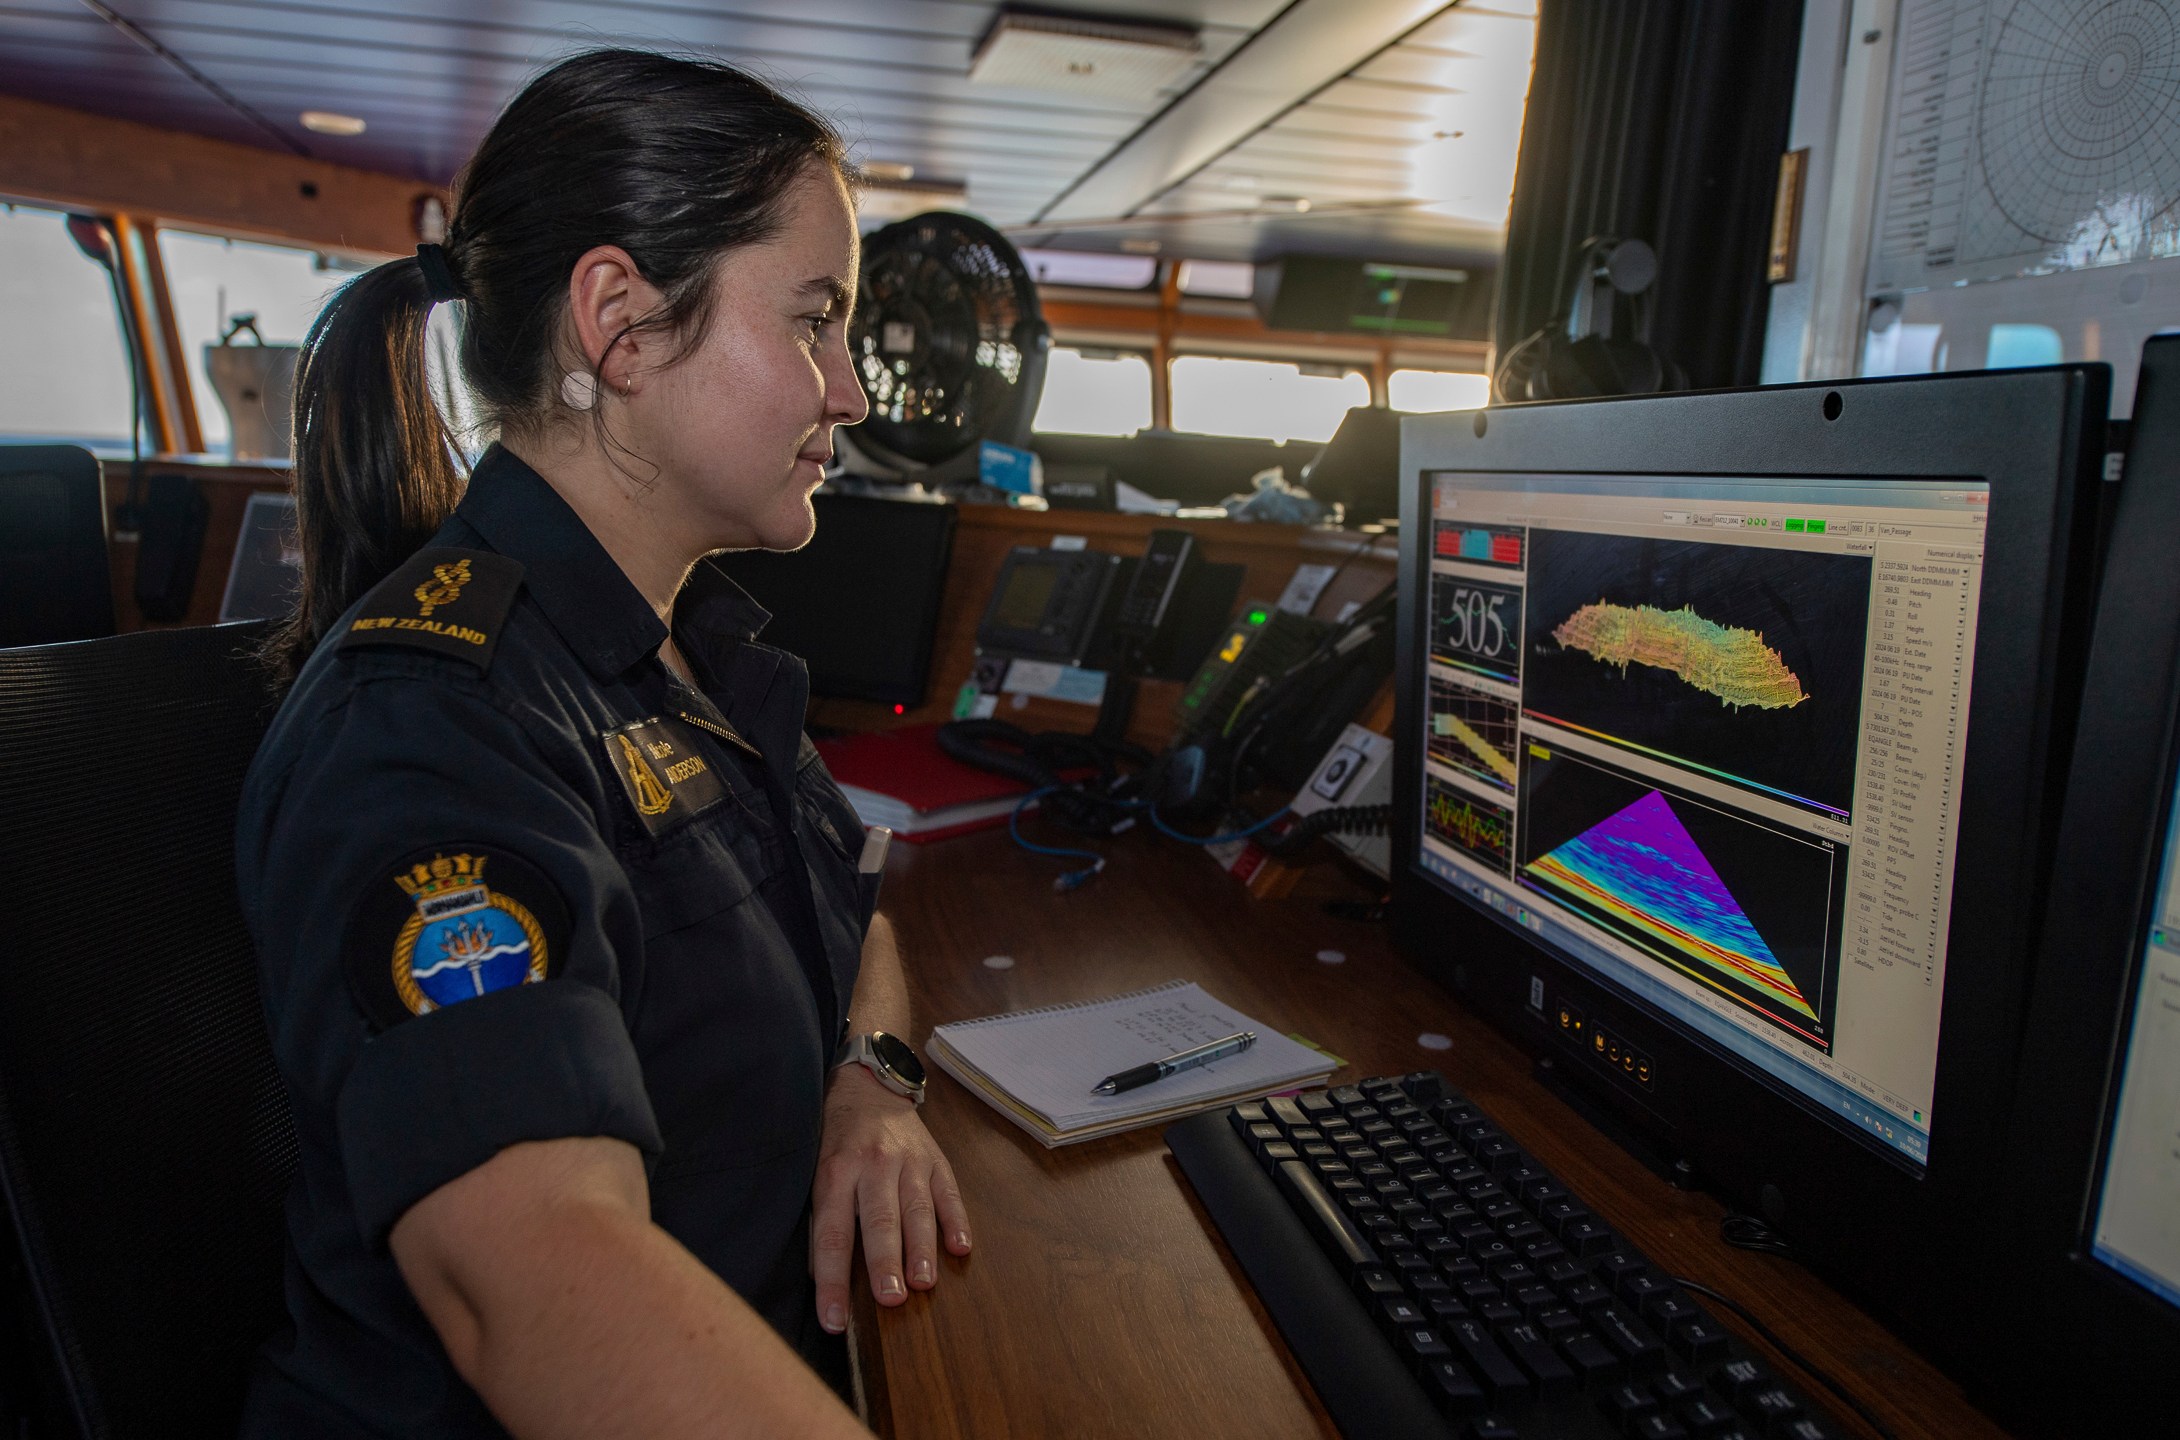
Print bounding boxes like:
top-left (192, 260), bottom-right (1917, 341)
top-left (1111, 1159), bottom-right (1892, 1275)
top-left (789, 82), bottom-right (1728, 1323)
top-left (809, 1064), bottom-right (971, 1335)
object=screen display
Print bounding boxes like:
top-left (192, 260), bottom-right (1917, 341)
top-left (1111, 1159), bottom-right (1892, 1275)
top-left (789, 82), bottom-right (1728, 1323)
top-left (994, 562), bottom-right (1061, 632)
top-left (1415, 473), bottom-right (1991, 1167)
top-left (2089, 762), bottom-right (2180, 1310)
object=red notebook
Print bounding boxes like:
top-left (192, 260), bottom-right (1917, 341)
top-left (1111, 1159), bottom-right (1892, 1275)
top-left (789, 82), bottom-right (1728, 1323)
top-left (813, 724), bottom-right (1034, 843)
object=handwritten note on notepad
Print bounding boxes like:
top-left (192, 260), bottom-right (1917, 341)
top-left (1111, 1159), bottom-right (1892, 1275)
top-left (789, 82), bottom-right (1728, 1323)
top-left (926, 981), bottom-right (1336, 1146)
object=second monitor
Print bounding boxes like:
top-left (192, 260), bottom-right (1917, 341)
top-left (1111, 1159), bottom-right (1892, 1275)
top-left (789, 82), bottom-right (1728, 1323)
top-left (1392, 366), bottom-right (2109, 1374)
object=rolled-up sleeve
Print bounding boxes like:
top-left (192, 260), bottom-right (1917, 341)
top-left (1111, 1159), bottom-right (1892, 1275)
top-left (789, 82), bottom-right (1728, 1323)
top-left (241, 664), bottom-right (658, 1250)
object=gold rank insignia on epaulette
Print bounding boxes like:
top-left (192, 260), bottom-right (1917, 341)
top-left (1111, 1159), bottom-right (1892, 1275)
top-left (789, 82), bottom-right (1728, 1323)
top-left (339, 547), bottom-right (524, 670)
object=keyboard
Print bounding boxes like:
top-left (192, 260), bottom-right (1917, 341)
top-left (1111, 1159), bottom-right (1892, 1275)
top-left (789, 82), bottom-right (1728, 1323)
top-left (1167, 1073), bottom-right (1838, 1440)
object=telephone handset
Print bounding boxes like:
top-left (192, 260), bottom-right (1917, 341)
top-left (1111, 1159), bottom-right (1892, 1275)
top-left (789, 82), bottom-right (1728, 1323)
top-left (1110, 529), bottom-right (1198, 644)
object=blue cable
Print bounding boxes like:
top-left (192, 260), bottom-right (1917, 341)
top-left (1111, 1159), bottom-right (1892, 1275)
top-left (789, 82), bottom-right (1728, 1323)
top-left (1147, 804), bottom-right (1293, 846)
top-left (1008, 786), bottom-right (1106, 890)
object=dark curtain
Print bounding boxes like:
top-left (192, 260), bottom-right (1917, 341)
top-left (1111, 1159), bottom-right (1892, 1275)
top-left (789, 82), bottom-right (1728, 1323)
top-left (1494, 0), bottom-right (1807, 393)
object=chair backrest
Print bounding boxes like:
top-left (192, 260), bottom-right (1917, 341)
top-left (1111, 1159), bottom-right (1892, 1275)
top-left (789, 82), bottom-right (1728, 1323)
top-left (0, 622), bottom-right (298, 1439)
top-left (0, 446), bottom-right (115, 649)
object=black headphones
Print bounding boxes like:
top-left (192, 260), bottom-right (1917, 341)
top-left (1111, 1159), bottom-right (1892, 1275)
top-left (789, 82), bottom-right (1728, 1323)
top-left (1493, 236), bottom-right (1685, 402)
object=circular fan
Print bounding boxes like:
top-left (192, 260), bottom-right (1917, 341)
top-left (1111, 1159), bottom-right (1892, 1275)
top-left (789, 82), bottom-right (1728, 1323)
top-left (849, 211), bottom-right (1050, 473)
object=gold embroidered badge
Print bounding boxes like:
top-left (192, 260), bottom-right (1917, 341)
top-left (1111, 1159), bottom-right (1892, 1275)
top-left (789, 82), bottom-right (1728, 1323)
top-left (414, 558), bottom-right (472, 616)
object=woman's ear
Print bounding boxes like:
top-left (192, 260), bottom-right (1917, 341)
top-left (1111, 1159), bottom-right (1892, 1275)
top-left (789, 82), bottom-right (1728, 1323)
top-left (566, 245), bottom-right (665, 397)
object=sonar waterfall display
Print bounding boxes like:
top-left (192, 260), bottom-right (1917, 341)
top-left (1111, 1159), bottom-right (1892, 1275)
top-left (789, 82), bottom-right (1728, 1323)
top-left (1517, 742), bottom-right (1847, 1050)
top-left (1522, 531), bottom-right (1874, 816)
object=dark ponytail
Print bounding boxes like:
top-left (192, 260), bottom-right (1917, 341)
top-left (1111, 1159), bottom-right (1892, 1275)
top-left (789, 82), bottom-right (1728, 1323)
top-left (271, 49), bottom-right (847, 680)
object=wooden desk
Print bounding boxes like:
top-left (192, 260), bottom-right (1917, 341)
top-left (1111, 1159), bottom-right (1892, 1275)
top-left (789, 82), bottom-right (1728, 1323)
top-left (853, 829), bottom-right (2010, 1440)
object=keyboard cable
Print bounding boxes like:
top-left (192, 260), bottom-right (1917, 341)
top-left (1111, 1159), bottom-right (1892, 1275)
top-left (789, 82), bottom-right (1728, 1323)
top-left (1665, 1276), bottom-right (1900, 1440)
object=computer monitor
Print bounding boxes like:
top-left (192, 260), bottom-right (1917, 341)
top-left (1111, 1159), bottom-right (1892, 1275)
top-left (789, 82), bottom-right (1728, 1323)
top-left (1391, 367), bottom-right (2108, 1371)
top-left (1990, 337), bottom-right (2180, 1436)
top-left (710, 491), bottom-right (957, 707)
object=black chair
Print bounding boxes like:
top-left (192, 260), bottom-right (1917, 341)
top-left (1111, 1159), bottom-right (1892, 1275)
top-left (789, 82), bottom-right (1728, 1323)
top-left (0, 446), bottom-right (116, 648)
top-left (0, 622), bottom-right (297, 1438)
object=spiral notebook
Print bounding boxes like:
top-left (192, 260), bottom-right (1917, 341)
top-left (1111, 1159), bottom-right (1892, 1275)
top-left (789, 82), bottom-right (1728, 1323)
top-left (926, 980), bottom-right (1337, 1147)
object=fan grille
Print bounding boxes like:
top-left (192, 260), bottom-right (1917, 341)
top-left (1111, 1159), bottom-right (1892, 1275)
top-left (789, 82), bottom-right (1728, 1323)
top-left (851, 213), bottom-right (1043, 468)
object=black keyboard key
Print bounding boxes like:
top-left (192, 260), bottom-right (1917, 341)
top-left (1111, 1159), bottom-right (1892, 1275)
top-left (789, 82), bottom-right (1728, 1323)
top-left (1460, 1278), bottom-right (1503, 1305)
top-left (1376, 1294), bottom-right (1427, 1330)
top-left (1510, 1284), bottom-right (1556, 1316)
top-left (1229, 1102), bottom-right (1269, 1134)
top-left (1298, 1091), bottom-right (1338, 1120)
top-left (1496, 1320), bottom-right (1574, 1391)
top-left (1501, 1220), bottom-right (1548, 1247)
top-left (1328, 1085), bottom-right (1367, 1108)
top-left (1474, 1137), bottom-right (1524, 1172)
top-left (1361, 1076), bottom-right (1404, 1101)
top-left (1652, 1371), bottom-right (1704, 1405)
top-left (1522, 1239), bottom-right (1569, 1267)
top-left (1743, 1387), bottom-right (1801, 1429)
top-left (1645, 1293), bottom-right (1699, 1329)
top-left (1541, 1202), bottom-right (1590, 1238)
top-left (1595, 1254), bottom-right (1647, 1290)
top-left (1355, 1268), bottom-right (1405, 1302)
top-left (1591, 1302), bottom-right (1667, 1370)
top-left (1274, 1160), bottom-right (1379, 1274)
top-left (1393, 1252), bottom-right (1435, 1278)
top-left (1266, 1095), bottom-right (1309, 1131)
top-left (1779, 1419), bottom-right (1832, 1440)
top-left (1463, 1419), bottom-right (1518, 1440)
top-left (1632, 1414), bottom-right (1689, 1440)
top-left (1543, 1259), bottom-right (1587, 1285)
top-left (1711, 1359), bottom-right (1772, 1402)
top-left (1410, 1271), bottom-right (1452, 1298)
top-left (1599, 1381), bottom-right (1658, 1426)
top-left (1678, 1396), bottom-right (1737, 1435)
top-left (1560, 1279), bottom-right (1611, 1312)
top-left (1245, 1122), bottom-right (1285, 1158)
top-left (1421, 1358), bottom-right (1486, 1415)
top-left (1427, 1295), bottom-right (1473, 1325)
top-left (1623, 1274), bottom-right (1675, 1310)
top-left (1257, 1140), bottom-right (1298, 1166)
top-left (1673, 1317), bottom-right (1731, 1363)
top-left (1382, 1100), bottom-right (1423, 1123)
top-left (1533, 1306), bottom-right (1583, 1336)
top-left (1522, 1177), bottom-right (1570, 1207)
top-left (1398, 1325), bottom-right (1455, 1366)
top-left (1399, 1071), bottom-right (1448, 1104)
top-left (1563, 1219), bottom-right (1618, 1256)
top-left (1558, 1330), bottom-right (1621, 1385)
top-left (1476, 1298), bottom-right (1522, 1325)
top-left (1443, 1316), bottom-right (1531, 1399)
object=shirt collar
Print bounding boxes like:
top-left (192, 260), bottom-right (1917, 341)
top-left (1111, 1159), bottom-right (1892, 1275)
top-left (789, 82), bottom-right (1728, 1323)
top-left (454, 446), bottom-right (771, 683)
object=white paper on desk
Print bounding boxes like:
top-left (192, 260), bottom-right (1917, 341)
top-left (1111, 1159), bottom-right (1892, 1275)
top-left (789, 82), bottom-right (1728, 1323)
top-left (930, 980), bottom-right (1332, 1132)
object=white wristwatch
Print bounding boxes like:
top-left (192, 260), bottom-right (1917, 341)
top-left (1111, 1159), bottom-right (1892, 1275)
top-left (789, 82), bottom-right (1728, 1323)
top-left (833, 1027), bottom-right (928, 1106)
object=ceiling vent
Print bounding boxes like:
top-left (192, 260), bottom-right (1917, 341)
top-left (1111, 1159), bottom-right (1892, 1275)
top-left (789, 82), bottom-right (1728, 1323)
top-left (969, 8), bottom-right (1201, 99)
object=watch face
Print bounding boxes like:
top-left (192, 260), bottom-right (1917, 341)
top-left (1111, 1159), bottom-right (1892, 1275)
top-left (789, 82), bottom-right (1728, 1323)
top-left (872, 1031), bottom-right (926, 1087)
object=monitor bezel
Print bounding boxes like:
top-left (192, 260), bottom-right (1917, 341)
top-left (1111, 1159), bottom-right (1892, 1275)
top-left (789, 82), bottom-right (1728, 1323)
top-left (1991, 338), bottom-right (2180, 1434)
top-left (1391, 366), bottom-right (2107, 1372)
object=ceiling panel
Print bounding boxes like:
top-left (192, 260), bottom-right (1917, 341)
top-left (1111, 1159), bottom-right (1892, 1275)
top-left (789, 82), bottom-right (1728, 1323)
top-left (0, 0), bottom-right (1529, 262)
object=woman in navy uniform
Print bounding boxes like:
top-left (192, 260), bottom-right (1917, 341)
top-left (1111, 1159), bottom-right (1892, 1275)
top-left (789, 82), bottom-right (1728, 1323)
top-left (234, 50), bottom-right (966, 1438)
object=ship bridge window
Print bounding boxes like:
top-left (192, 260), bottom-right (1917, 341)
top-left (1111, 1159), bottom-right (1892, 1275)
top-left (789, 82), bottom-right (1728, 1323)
top-left (0, 204), bottom-right (135, 450)
top-left (1032, 346), bottom-right (1153, 436)
top-left (1388, 368), bottom-right (1491, 413)
top-left (1168, 355), bottom-right (1367, 443)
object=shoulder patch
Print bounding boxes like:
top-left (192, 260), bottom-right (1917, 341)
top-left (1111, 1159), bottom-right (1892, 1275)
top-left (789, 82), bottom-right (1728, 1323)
top-left (340, 548), bottom-right (523, 670)
top-left (345, 845), bottom-right (570, 1031)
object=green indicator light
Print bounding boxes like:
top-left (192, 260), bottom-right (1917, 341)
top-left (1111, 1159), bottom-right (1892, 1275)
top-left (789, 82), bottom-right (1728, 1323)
top-left (1808, 518), bottom-right (1826, 533)
top-left (1247, 609), bottom-right (1269, 624)
top-left (1784, 518), bottom-right (1805, 532)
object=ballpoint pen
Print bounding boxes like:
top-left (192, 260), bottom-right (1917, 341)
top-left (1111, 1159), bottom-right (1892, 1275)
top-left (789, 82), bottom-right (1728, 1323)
top-left (1093, 1030), bottom-right (1257, 1095)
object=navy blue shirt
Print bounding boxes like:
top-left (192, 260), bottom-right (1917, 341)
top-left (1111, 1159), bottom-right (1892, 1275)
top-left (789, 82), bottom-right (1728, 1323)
top-left (235, 446), bottom-right (873, 1436)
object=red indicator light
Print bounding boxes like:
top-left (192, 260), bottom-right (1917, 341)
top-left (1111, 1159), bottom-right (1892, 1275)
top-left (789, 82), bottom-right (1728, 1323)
top-left (893, 704), bottom-right (905, 715)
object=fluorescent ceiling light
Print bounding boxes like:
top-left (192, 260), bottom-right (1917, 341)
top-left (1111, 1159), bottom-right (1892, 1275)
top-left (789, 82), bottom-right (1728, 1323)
top-left (970, 9), bottom-right (1200, 100)
top-left (299, 110), bottom-right (366, 136)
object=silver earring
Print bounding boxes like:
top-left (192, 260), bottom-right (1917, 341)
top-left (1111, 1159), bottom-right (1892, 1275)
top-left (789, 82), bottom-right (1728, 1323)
top-left (560, 370), bottom-right (599, 411)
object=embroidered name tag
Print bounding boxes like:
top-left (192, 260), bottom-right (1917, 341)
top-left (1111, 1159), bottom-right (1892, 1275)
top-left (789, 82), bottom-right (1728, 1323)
top-left (602, 716), bottom-right (730, 835)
